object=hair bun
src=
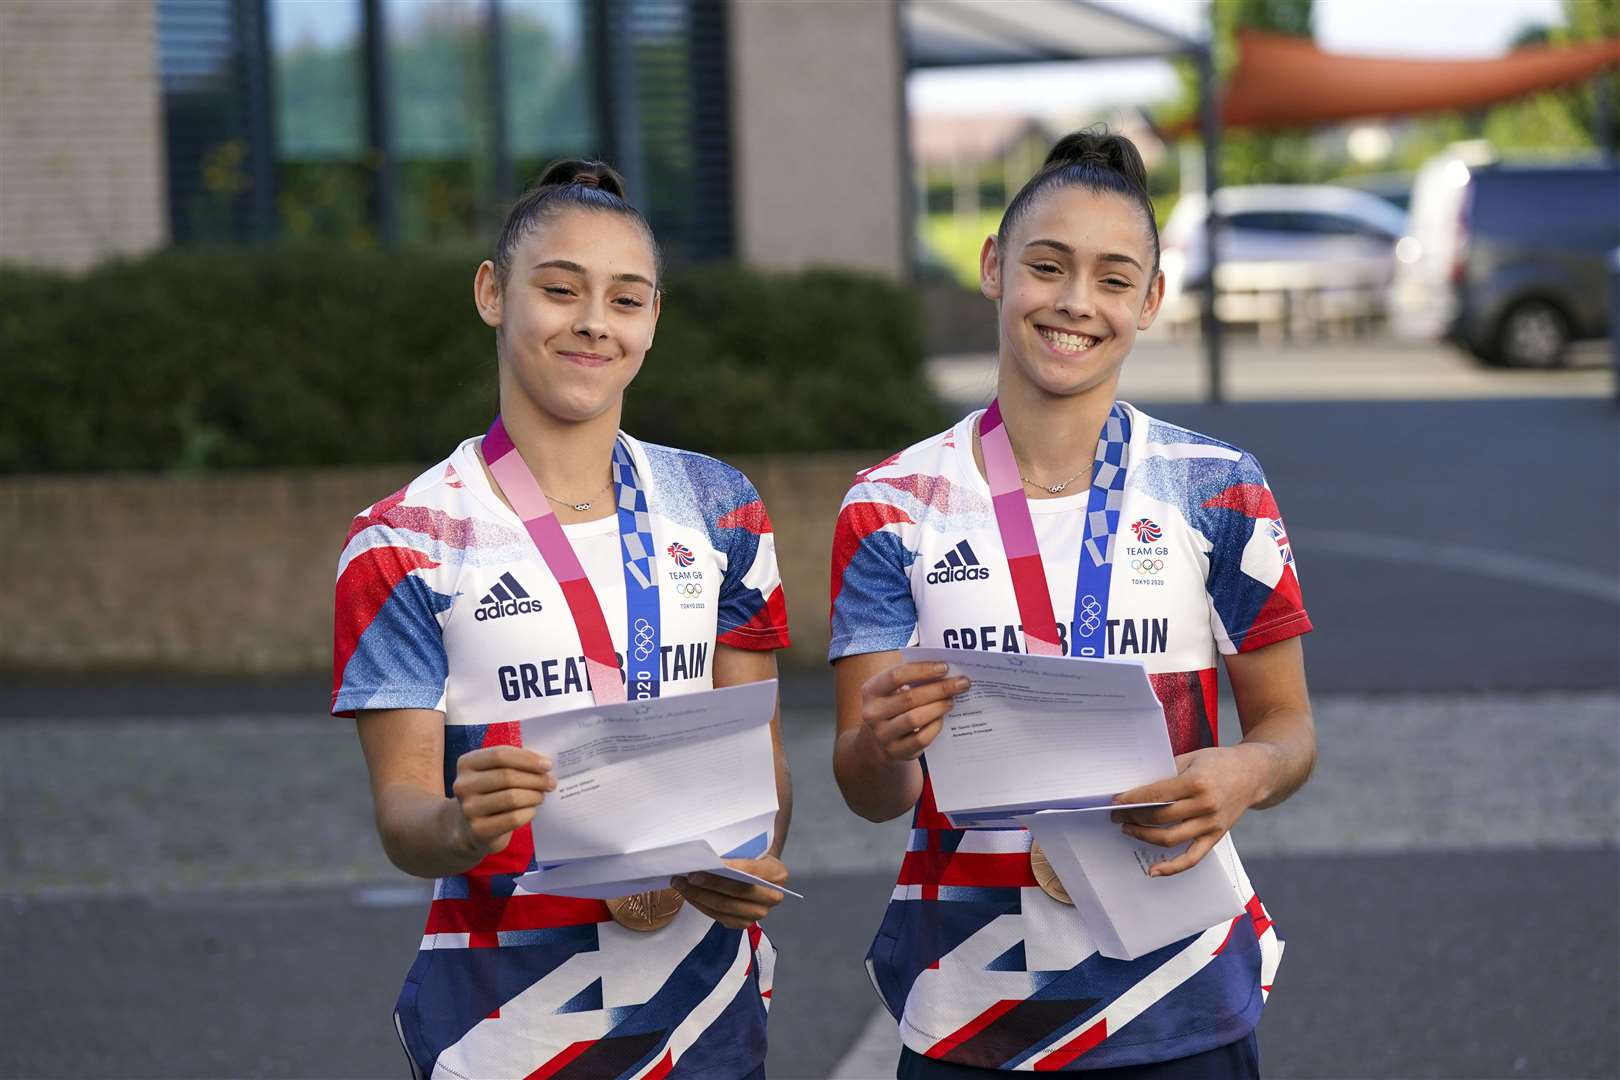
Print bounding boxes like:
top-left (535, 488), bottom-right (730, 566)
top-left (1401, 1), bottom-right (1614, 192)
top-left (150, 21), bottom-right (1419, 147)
top-left (493, 156), bottom-right (661, 287)
top-left (534, 158), bottom-right (627, 199)
top-left (1044, 129), bottom-right (1149, 194)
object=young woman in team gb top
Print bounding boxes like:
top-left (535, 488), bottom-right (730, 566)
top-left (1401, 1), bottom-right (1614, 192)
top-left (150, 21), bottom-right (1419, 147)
top-left (829, 131), bottom-right (1316, 1079)
top-left (333, 161), bottom-right (793, 1080)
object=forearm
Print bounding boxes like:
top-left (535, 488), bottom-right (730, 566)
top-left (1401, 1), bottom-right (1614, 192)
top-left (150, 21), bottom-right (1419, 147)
top-left (713, 645), bottom-right (791, 858)
top-left (771, 739), bottom-right (793, 858)
top-left (1234, 705), bottom-right (1316, 810)
top-left (373, 781), bottom-right (487, 879)
top-left (834, 723), bottom-right (923, 822)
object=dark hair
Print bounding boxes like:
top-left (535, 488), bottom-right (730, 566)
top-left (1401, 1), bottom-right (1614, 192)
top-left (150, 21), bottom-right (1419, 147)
top-left (491, 159), bottom-right (663, 288)
top-left (996, 128), bottom-right (1160, 273)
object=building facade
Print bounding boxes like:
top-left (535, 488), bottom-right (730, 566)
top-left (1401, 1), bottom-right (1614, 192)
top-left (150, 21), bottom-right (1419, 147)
top-left (0, 0), bottom-right (908, 278)
top-left (0, 1), bottom-right (170, 271)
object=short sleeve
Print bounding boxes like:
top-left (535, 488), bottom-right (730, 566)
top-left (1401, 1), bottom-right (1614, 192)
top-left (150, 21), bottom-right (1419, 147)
top-left (1202, 453), bottom-right (1313, 655)
top-left (710, 474), bottom-right (791, 651)
top-left (828, 482), bottom-right (921, 661)
top-left (331, 517), bottom-right (453, 717)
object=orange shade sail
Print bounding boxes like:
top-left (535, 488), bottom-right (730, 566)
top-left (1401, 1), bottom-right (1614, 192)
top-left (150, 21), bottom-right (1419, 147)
top-left (1214, 29), bottom-right (1620, 131)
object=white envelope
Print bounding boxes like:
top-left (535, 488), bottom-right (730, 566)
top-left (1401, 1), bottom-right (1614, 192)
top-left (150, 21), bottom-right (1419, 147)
top-left (516, 809), bottom-right (801, 900)
top-left (516, 837), bottom-right (803, 900)
top-left (1018, 809), bottom-right (1246, 961)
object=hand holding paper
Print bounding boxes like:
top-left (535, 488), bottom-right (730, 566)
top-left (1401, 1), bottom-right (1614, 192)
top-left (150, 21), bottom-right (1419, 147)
top-left (855, 659), bottom-right (971, 763)
top-left (449, 744), bottom-right (557, 858)
top-left (673, 854), bottom-right (793, 929)
top-left (1111, 745), bottom-right (1274, 877)
top-left (1018, 810), bottom-right (1247, 960)
top-left (899, 647), bottom-right (1177, 826)
top-left (511, 681), bottom-right (801, 905)
top-left (899, 646), bottom-right (1250, 960)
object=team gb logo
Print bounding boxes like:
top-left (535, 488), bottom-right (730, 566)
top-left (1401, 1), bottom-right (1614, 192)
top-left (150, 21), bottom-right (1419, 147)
top-left (666, 542), bottom-right (696, 567)
top-left (1130, 518), bottom-right (1162, 543)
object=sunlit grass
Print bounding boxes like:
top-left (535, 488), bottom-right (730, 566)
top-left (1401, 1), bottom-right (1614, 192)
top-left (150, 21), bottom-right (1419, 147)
top-left (920, 211), bottom-right (1001, 289)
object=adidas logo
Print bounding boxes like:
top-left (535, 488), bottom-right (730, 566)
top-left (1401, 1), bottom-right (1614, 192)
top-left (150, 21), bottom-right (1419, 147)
top-left (926, 540), bottom-right (990, 585)
top-left (475, 572), bottom-right (543, 621)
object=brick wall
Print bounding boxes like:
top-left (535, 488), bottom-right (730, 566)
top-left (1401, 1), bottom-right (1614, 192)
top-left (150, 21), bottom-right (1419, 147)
top-left (729, 0), bottom-right (907, 278)
top-left (0, 0), bottom-right (167, 271)
top-left (1, 455), bottom-right (876, 676)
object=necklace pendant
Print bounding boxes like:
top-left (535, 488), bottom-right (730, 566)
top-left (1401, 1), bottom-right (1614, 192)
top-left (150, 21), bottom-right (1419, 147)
top-left (572, 501), bottom-right (591, 512)
top-left (1045, 481), bottom-right (1067, 494)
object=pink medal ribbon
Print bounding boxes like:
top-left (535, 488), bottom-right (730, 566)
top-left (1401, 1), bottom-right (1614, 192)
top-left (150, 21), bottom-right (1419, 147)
top-left (978, 399), bottom-right (1130, 658)
top-left (482, 417), bottom-right (625, 704)
top-left (978, 400), bottom-right (1066, 656)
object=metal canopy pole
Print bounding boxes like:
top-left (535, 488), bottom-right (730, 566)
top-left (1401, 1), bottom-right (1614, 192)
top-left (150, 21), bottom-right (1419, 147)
top-left (237, 0), bottom-right (278, 241)
top-left (1597, 73), bottom-right (1616, 162)
top-left (1197, 42), bottom-right (1224, 405)
top-left (486, 0), bottom-right (513, 214)
top-left (362, 0), bottom-right (399, 246)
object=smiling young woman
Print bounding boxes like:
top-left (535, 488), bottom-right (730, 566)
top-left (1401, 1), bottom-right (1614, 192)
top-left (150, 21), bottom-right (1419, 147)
top-left (829, 130), bottom-right (1317, 1078)
top-left (333, 160), bottom-right (793, 1080)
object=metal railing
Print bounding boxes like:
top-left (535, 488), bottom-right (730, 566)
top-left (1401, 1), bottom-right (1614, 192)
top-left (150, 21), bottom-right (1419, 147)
top-left (1168, 257), bottom-right (1392, 343)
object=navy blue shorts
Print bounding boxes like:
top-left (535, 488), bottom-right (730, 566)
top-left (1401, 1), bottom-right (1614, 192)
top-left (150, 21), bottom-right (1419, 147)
top-left (897, 1032), bottom-right (1259, 1079)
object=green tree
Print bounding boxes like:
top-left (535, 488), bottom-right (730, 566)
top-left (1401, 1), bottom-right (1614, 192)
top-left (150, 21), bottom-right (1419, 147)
top-left (1400, 0), bottom-right (1617, 167)
top-left (1544, 0), bottom-right (1619, 152)
top-left (271, 5), bottom-right (592, 246)
top-left (1163, 0), bottom-right (1322, 185)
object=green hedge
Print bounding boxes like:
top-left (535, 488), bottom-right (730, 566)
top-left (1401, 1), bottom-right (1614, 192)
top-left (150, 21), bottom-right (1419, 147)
top-left (0, 248), bottom-right (945, 472)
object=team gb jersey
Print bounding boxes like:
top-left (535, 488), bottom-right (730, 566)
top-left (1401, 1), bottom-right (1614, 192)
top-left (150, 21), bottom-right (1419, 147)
top-left (333, 431), bottom-right (790, 1080)
top-left (828, 402), bottom-right (1309, 1071)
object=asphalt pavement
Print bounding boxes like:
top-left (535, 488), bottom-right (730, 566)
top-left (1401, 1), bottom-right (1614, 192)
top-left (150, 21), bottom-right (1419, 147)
top-left (4, 395), bottom-right (1617, 1080)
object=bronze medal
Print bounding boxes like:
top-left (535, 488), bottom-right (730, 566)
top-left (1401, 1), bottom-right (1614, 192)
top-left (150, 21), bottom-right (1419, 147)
top-left (606, 888), bottom-right (684, 931)
top-left (1029, 841), bottom-right (1074, 905)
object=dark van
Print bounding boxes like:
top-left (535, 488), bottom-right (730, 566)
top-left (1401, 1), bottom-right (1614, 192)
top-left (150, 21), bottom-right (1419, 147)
top-left (1393, 156), bottom-right (1619, 367)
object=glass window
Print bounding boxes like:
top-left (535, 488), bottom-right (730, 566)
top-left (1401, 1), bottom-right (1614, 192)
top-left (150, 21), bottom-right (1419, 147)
top-left (386, 0), bottom-right (487, 245)
top-left (504, 0), bottom-right (597, 185)
top-left (272, 1), bottom-right (363, 158)
top-left (622, 0), bottom-right (733, 264)
top-left (1228, 211), bottom-right (1305, 233)
top-left (269, 0), bottom-right (369, 242)
top-left (167, 0), bottom-right (687, 254)
top-left (157, 0), bottom-right (252, 243)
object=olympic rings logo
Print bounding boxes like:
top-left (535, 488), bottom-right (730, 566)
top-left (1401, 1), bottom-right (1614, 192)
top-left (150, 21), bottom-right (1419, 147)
top-left (1077, 595), bottom-right (1102, 636)
top-left (675, 582), bottom-right (703, 598)
top-left (633, 617), bottom-right (655, 661)
top-left (1131, 559), bottom-right (1164, 574)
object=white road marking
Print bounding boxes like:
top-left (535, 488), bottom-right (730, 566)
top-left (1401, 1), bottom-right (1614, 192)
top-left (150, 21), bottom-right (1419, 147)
top-left (1296, 529), bottom-right (1619, 604)
top-left (353, 884), bottom-right (431, 908)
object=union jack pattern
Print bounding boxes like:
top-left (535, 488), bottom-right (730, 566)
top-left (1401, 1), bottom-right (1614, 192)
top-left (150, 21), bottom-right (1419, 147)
top-left (1270, 518), bottom-right (1294, 566)
top-left (334, 432), bottom-right (789, 1079)
top-left (829, 403), bottom-right (1307, 1071)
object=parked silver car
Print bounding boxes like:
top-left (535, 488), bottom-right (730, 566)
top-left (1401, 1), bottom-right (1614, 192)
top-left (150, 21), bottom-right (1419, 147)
top-left (1160, 185), bottom-right (1407, 336)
